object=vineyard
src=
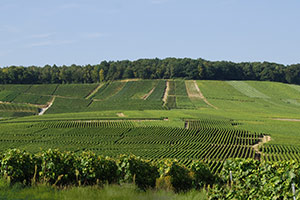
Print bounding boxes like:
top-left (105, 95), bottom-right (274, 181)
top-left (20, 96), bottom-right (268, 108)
top-left (0, 118), bottom-right (264, 174)
top-left (0, 80), bottom-right (300, 175)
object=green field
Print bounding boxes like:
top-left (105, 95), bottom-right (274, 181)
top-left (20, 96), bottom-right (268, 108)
top-left (1, 79), bottom-right (300, 167)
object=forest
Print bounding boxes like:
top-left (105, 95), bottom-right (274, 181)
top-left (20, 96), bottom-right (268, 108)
top-left (0, 58), bottom-right (300, 85)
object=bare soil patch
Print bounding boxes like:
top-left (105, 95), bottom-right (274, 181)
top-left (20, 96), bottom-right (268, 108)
top-left (162, 81), bottom-right (170, 106)
top-left (253, 135), bottom-right (271, 160)
top-left (272, 118), bottom-right (300, 122)
top-left (142, 87), bottom-right (155, 100)
top-left (117, 112), bottom-right (125, 117)
top-left (120, 79), bottom-right (140, 82)
top-left (85, 84), bottom-right (104, 99)
top-left (39, 97), bottom-right (55, 115)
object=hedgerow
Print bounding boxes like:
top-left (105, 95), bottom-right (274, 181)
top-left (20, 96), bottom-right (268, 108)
top-left (2, 149), bottom-right (300, 198)
top-left (0, 149), bottom-right (214, 192)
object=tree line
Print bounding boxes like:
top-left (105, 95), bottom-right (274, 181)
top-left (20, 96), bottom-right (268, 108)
top-left (0, 58), bottom-right (299, 84)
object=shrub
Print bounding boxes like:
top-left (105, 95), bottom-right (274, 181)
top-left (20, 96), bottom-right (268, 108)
top-left (191, 161), bottom-right (215, 189)
top-left (77, 151), bottom-right (119, 185)
top-left (0, 149), bottom-right (35, 184)
top-left (38, 149), bottom-right (77, 185)
top-left (118, 155), bottom-right (159, 190)
top-left (168, 162), bottom-right (193, 193)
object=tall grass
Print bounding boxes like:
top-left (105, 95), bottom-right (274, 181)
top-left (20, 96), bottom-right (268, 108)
top-left (0, 180), bottom-right (207, 200)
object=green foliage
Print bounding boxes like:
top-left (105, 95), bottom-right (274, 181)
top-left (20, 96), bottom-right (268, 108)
top-left (0, 91), bottom-right (20, 102)
top-left (1, 59), bottom-right (300, 85)
top-left (118, 155), bottom-right (159, 190)
top-left (209, 158), bottom-right (300, 199)
top-left (92, 81), bottom-right (125, 100)
top-left (46, 98), bottom-right (92, 114)
top-left (13, 93), bottom-right (51, 105)
top-left (191, 161), bottom-right (215, 189)
top-left (168, 162), bottom-right (193, 192)
top-left (89, 80), bottom-right (165, 111)
top-left (146, 80), bottom-right (166, 101)
top-left (0, 149), bottom-right (35, 184)
top-left (54, 84), bottom-right (98, 98)
top-left (76, 152), bottom-right (119, 185)
top-left (38, 149), bottom-right (77, 185)
top-left (0, 103), bottom-right (39, 113)
top-left (0, 183), bottom-right (208, 200)
top-left (99, 69), bottom-right (104, 82)
top-left (26, 84), bottom-right (58, 95)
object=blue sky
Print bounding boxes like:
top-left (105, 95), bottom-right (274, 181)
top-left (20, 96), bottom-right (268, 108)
top-left (0, 0), bottom-right (299, 66)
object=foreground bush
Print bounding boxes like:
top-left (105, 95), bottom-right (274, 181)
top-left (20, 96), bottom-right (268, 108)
top-left (0, 149), bottom-right (35, 184)
top-left (38, 149), bottom-right (77, 186)
top-left (191, 161), bottom-right (215, 189)
top-left (208, 158), bottom-right (300, 199)
top-left (3, 149), bottom-right (300, 198)
top-left (118, 155), bottom-right (159, 190)
top-left (0, 149), bottom-right (215, 192)
top-left (77, 152), bottom-right (119, 185)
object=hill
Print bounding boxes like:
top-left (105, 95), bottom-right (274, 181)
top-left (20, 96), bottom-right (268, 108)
top-left (0, 80), bottom-right (300, 168)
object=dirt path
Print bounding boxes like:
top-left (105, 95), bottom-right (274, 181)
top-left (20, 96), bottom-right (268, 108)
top-left (117, 112), bottom-right (126, 117)
top-left (38, 97), bottom-right (55, 115)
top-left (252, 135), bottom-right (271, 160)
top-left (192, 81), bottom-right (218, 109)
top-left (142, 87), bottom-right (155, 100)
top-left (162, 81), bottom-right (170, 106)
top-left (85, 83), bottom-right (104, 99)
top-left (120, 79), bottom-right (140, 82)
top-left (272, 118), bottom-right (300, 122)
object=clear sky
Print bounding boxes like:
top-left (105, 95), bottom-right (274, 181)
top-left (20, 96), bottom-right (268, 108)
top-left (0, 0), bottom-right (299, 67)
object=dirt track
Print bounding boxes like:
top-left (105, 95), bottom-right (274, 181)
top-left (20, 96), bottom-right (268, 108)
top-left (252, 135), bottom-right (271, 160)
top-left (272, 118), bottom-right (300, 122)
top-left (142, 87), bottom-right (155, 100)
top-left (162, 81), bottom-right (169, 106)
top-left (191, 81), bottom-right (218, 109)
top-left (38, 97), bottom-right (55, 115)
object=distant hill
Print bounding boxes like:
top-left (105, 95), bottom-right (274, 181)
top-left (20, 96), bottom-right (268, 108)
top-left (1, 80), bottom-right (300, 116)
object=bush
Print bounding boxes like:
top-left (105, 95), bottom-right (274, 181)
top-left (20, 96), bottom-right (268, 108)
top-left (191, 161), bottom-right (215, 189)
top-left (0, 149), bottom-right (35, 184)
top-left (77, 152), bottom-right (119, 185)
top-left (38, 149), bottom-right (77, 185)
top-left (118, 155), bottom-right (159, 190)
top-left (168, 162), bottom-right (193, 193)
top-left (208, 158), bottom-right (300, 199)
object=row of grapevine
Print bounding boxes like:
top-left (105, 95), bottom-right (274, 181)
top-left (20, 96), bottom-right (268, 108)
top-left (33, 121), bottom-right (135, 128)
top-left (0, 121), bottom-right (262, 163)
top-left (186, 119), bottom-right (237, 129)
top-left (0, 103), bottom-right (39, 113)
top-left (261, 144), bottom-right (300, 162)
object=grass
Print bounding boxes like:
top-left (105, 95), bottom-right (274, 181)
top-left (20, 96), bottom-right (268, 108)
top-left (227, 81), bottom-right (270, 98)
top-left (0, 181), bottom-right (207, 200)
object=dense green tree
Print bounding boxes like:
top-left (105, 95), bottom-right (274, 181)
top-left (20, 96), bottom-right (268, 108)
top-left (99, 69), bottom-right (105, 82)
top-left (0, 58), bottom-right (299, 85)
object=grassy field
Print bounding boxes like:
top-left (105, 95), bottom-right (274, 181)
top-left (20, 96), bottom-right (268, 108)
top-left (1, 79), bottom-right (300, 165)
top-left (0, 181), bottom-right (207, 200)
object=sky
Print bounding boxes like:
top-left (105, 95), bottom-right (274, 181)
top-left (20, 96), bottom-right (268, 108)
top-left (0, 0), bottom-right (300, 67)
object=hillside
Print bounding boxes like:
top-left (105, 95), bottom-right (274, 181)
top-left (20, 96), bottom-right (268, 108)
top-left (0, 80), bottom-right (300, 169)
